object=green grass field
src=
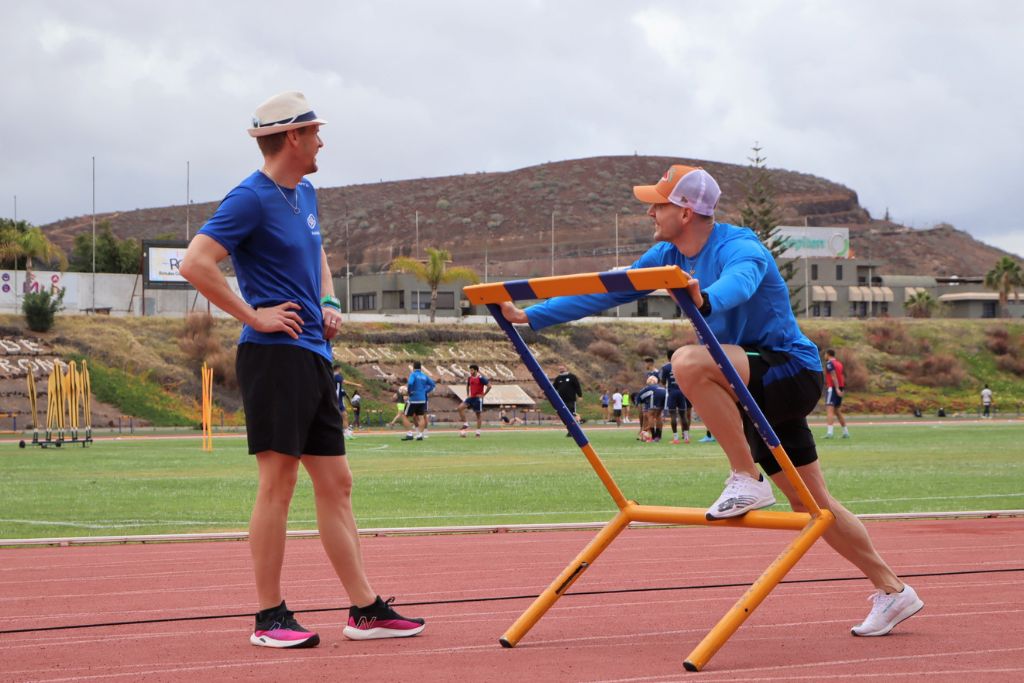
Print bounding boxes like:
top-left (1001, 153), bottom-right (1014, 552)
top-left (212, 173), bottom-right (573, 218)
top-left (1, 422), bottom-right (1022, 540)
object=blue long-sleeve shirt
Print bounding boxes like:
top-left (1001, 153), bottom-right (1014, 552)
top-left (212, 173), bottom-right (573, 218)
top-left (525, 224), bottom-right (822, 373)
top-left (407, 370), bottom-right (436, 403)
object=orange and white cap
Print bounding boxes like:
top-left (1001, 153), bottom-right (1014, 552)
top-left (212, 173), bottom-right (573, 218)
top-left (633, 165), bottom-right (720, 216)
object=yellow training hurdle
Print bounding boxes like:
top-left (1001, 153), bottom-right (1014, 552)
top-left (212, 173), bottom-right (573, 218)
top-left (201, 362), bottom-right (214, 451)
top-left (27, 360), bottom-right (92, 448)
top-left (464, 266), bottom-right (834, 672)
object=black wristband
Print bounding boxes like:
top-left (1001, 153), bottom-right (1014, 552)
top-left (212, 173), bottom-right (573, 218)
top-left (698, 291), bottom-right (712, 316)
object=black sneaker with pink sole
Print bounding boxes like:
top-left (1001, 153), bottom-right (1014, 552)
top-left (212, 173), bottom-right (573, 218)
top-left (343, 596), bottom-right (426, 640)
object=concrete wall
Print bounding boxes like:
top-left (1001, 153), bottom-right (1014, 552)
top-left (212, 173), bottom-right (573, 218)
top-left (0, 270), bottom-right (238, 318)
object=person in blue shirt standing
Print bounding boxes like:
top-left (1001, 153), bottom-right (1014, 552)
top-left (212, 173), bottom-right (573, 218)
top-left (180, 91), bottom-right (424, 649)
top-left (402, 360), bottom-right (436, 441)
top-left (499, 164), bottom-right (922, 638)
top-left (661, 349), bottom-right (691, 444)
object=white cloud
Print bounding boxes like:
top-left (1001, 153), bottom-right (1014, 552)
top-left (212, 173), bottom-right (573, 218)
top-left (1, 0), bottom-right (1022, 259)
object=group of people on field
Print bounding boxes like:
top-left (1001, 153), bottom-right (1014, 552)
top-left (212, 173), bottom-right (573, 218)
top-left (178, 91), bottom-right (923, 653)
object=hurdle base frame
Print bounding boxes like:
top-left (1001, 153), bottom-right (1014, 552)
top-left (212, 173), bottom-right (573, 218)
top-left (465, 266), bottom-right (837, 672)
top-left (498, 502), bottom-right (834, 671)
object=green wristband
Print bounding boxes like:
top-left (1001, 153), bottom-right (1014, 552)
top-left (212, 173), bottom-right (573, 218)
top-left (321, 295), bottom-right (341, 310)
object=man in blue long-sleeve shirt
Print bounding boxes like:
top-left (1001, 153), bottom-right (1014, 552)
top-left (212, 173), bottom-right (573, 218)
top-left (402, 360), bottom-right (436, 441)
top-left (499, 164), bottom-right (922, 638)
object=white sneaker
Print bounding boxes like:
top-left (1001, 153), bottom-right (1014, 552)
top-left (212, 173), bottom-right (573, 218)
top-left (706, 472), bottom-right (776, 520)
top-left (851, 584), bottom-right (924, 636)
top-left (459, 430), bottom-right (467, 438)
top-left (344, 428), bottom-right (354, 438)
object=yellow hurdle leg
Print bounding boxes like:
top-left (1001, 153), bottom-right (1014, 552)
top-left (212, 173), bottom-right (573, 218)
top-left (500, 507), bottom-right (633, 648)
top-left (682, 509), bottom-right (835, 671)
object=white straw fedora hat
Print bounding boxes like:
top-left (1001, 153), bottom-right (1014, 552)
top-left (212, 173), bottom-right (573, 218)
top-left (247, 91), bottom-right (328, 137)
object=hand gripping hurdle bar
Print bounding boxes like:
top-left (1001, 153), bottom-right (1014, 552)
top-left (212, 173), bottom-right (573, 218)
top-left (464, 265), bottom-right (834, 672)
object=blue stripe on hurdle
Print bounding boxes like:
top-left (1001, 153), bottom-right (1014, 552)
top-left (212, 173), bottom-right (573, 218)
top-left (486, 303), bottom-right (590, 447)
top-left (504, 280), bottom-right (537, 301)
top-left (598, 270), bottom-right (635, 293)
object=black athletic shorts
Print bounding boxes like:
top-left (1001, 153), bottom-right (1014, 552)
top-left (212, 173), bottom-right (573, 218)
top-left (825, 386), bottom-right (844, 408)
top-left (236, 343), bottom-right (345, 457)
top-left (743, 347), bottom-right (824, 476)
top-left (405, 402), bottom-right (427, 416)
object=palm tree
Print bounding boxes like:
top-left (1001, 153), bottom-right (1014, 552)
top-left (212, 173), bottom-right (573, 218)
top-left (905, 290), bottom-right (938, 318)
top-left (0, 223), bottom-right (68, 294)
top-left (389, 247), bottom-right (480, 322)
top-left (984, 256), bottom-right (1024, 318)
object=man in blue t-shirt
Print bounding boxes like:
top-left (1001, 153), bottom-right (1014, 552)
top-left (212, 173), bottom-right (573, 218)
top-left (180, 91), bottom-right (423, 648)
top-left (401, 360), bottom-right (437, 441)
top-left (660, 349), bottom-right (691, 444)
top-left (498, 164), bottom-right (922, 638)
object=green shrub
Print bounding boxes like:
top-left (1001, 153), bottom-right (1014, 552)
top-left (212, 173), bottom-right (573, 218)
top-left (22, 288), bottom-right (64, 332)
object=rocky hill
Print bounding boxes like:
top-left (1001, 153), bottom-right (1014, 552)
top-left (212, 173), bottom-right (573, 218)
top-left (40, 155), bottom-right (1015, 278)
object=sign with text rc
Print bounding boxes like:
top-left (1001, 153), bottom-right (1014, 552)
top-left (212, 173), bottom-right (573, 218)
top-left (142, 240), bottom-right (191, 290)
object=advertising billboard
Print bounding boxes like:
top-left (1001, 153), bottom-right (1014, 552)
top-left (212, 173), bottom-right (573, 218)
top-left (142, 240), bottom-right (191, 289)
top-left (775, 226), bottom-right (850, 259)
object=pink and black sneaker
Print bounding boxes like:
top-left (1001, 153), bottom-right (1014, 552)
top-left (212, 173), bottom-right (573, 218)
top-left (343, 596), bottom-right (426, 640)
top-left (250, 601), bottom-right (320, 649)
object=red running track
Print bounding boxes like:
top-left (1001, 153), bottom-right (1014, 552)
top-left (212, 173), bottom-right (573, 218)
top-left (1, 517), bottom-right (1022, 682)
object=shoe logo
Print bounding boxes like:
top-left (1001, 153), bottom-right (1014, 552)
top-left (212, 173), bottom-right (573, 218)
top-left (717, 496), bottom-right (756, 511)
top-left (356, 616), bottom-right (377, 630)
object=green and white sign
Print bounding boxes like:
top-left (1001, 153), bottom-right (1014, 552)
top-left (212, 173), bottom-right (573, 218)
top-left (775, 226), bottom-right (850, 258)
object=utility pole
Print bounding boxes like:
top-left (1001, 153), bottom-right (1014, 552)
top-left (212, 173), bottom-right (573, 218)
top-left (12, 195), bottom-right (17, 307)
top-left (615, 213), bottom-right (620, 317)
top-left (185, 161), bottom-right (191, 239)
top-left (550, 211), bottom-right (555, 276)
top-left (345, 221), bottom-right (351, 314)
top-left (92, 156), bottom-right (97, 311)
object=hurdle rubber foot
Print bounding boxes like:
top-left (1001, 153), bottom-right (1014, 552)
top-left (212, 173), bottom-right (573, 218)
top-left (683, 660), bottom-right (700, 672)
top-left (499, 637), bottom-right (514, 648)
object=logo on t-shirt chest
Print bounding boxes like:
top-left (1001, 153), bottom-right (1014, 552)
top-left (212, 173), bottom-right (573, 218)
top-left (307, 213), bottom-right (319, 235)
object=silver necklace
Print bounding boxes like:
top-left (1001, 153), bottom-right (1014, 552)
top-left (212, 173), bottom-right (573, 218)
top-left (261, 169), bottom-right (300, 214)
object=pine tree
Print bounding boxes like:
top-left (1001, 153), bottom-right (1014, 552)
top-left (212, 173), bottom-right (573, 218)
top-left (739, 143), bottom-right (802, 311)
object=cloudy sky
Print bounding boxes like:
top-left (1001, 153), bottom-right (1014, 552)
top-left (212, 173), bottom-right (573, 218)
top-left (3, 1), bottom-right (1022, 257)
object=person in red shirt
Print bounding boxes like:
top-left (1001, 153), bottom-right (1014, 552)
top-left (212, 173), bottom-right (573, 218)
top-left (824, 349), bottom-right (849, 439)
top-left (458, 364), bottom-right (491, 437)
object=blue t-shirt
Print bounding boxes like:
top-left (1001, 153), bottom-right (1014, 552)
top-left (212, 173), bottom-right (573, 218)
top-left (198, 171), bottom-right (330, 361)
top-left (660, 362), bottom-right (681, 392)
top-left (525, 224), bottom-right (821, 373)
top-left (407, 370), bottom-right (437, 403)
top-left (637, 384), bottom-right (667, 410)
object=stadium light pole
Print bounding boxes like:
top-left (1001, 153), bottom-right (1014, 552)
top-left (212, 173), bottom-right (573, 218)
top-left (550, 211), bottom-right (555, 276)
top-left (345, 220), bottom-right (351, 314)
top-left (186, 162), bottom-right (195, 315)
top-left (615, 213), bottom-right (620, 317)
top-left (804, 256), bottom-right (809, 318)
top-left (92, 156), bottom-right (96, 311)
top-left (185, 161), bottom-right (191, 240)
top-left (12, 195), bottom-right (17, 308)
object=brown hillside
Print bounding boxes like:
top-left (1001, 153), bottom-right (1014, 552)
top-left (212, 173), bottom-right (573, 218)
top-left (40, 155), bottom-right (1014, 278)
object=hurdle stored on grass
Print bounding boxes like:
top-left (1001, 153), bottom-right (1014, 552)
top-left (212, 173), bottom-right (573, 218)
top-left (201, 362), bottom-right (214, 452)
top-left (464, 265), bottom-right (834, 672)
top-left (27, 361), bottom-right (92, 448)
